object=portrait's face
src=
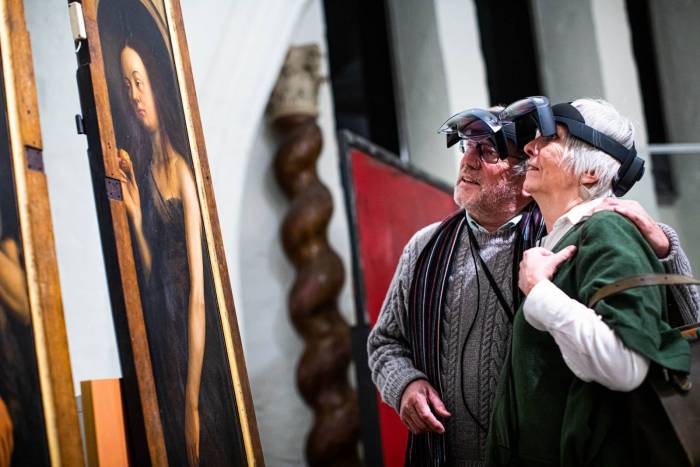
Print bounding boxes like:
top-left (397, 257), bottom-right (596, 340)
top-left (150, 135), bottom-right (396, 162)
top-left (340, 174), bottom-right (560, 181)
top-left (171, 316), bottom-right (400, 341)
top-left (523, 124), bottom-right (576, 197)
top-left (121, 46), bottom-right (159, 133)
top-left (453, 141), bottom-right (524, 212)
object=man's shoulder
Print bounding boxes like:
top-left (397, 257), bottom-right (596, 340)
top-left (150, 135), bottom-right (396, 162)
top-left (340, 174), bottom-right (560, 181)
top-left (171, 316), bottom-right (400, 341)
top-left (405, 221), bottom-right (442, 254)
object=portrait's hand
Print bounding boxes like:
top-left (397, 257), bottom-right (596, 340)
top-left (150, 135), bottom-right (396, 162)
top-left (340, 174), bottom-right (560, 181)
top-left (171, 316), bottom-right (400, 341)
top-left (0, 238), bottom-right (29, 324)
top-left (519, 246), bottom-right (577, 295)
top-left (0, 397), bottom-right (13, 467)
top-left (399, 379), bottom-right (450, 435)
top-left (594, 198), bottom-right (669, 258)
top-left (184, 392), bottom-right (200, 467)
top-left (117, 149), bottom-right (142, 224)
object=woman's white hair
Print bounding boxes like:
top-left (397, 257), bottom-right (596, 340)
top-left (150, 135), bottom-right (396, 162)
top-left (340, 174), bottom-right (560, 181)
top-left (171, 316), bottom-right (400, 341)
top-left (560, 98), bottom-right (635, 200)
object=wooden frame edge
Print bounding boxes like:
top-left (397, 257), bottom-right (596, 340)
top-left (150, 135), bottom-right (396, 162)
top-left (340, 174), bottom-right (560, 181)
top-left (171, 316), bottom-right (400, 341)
top-left (2, 0), bottom-right (85, 464)
top-left (163, 1), bottom-right (264, 464)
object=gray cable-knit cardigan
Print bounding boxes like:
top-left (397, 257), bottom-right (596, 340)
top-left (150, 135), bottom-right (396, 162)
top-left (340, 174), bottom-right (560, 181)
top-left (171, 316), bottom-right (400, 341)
top-left (367, 213), bottom-right (698, 466)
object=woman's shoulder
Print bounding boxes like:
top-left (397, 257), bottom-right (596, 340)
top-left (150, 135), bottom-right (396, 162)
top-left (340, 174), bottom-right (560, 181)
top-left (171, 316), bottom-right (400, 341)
top-left (168, 151), bottom-right (190, 173)
top-left (167, 152), bottom-right (195, 191)
top-left (582, 209), bottom-right (641, 238)
top-left (578, 210), bottom-right (660, 265)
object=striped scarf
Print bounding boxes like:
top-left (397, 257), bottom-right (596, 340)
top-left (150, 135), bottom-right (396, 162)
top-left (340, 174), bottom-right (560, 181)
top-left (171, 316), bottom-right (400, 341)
top-left (405, 202), bottom-right (544, 466)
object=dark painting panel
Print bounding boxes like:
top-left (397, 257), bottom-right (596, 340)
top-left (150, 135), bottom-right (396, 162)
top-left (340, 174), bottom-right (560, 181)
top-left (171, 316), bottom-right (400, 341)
top-left (0, 50), bottom-right (50, 466)
top-left (343, 138), bottom-right (457, 467)
top-left (95, 1), bottom-right (246, 465)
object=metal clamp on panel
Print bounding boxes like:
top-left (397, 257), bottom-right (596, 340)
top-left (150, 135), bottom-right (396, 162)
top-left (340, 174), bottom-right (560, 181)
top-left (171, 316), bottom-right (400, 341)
top-left (105, 177), bottom-right (123, 201)
top-left (25, 147), bottom-right (44, 172)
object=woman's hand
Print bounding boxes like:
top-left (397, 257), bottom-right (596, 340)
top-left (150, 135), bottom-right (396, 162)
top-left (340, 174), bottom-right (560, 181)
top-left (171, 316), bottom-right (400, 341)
top-left (594, 198), bottom-right (670, 258)
top-left (184, 390), bottom-right (200, 467)
top-left (0, 397), bottom-right (13, 467)
top-left (117, 149), bottom-right (142, 225)
top-left (519, 245), bottom-right (577, 295)
top-left (118, 149), bottom-right (152, 272)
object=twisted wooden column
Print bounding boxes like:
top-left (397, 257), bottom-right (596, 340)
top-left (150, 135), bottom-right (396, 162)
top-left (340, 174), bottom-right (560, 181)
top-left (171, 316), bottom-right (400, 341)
top-left (267, 45), bottom-right (360, 466)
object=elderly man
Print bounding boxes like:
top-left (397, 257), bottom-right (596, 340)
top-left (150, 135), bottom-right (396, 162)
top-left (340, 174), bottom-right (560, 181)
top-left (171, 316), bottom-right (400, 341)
top-left (367, 98), bottom-right (698, 466)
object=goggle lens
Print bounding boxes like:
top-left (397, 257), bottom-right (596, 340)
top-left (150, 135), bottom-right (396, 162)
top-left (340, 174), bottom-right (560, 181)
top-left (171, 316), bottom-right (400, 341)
top-left (499, 96), bottom-right (549, 122)
top-left (438, 109), bottom-right (501, 139)
top-left (458, 137), bottom-right (501, 164)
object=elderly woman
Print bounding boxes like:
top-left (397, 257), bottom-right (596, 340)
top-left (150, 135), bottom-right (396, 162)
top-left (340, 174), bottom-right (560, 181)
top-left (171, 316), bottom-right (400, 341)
top-left (486, 98), bottom-right (691, 466)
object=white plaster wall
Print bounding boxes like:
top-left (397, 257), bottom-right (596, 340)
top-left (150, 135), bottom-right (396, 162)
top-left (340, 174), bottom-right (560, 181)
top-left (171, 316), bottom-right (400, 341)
top-left (209, 1), bottom-right (355, 463)
top-left (25, 0), bottom-right (120, 387)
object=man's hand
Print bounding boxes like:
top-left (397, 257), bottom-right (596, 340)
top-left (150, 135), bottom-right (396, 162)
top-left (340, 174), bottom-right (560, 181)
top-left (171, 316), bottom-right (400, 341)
top-left (399, 379), bottom-right (450, 434)
top-left (594, 198), bottom-right (670, 258)
top-left (519, 246), bottom-right (577, 295)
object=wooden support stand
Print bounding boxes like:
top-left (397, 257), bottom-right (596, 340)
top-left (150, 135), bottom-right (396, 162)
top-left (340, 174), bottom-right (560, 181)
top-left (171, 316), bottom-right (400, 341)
top-left (81, 379), bottom-right (129, 467)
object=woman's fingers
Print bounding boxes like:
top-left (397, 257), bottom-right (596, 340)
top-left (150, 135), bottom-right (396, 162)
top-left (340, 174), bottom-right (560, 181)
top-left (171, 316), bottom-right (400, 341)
top-left (553, 245), bottom-right (577, 264)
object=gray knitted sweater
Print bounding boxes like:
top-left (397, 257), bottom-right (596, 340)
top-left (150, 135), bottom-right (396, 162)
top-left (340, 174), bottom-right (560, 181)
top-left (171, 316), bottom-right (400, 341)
top-left (367, 212), bottom-right (698, 466)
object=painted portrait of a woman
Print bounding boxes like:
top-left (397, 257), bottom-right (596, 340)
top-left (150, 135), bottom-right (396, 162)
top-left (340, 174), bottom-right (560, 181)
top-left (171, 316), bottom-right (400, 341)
top-left (0, 73), bottom-right (50, 466)
top-left (97, 1), bottom-right (247, 465)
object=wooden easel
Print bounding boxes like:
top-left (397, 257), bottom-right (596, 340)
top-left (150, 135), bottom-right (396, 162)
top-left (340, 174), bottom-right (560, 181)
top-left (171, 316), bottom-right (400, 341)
top-left (81, 379), bottom-right (129, 467)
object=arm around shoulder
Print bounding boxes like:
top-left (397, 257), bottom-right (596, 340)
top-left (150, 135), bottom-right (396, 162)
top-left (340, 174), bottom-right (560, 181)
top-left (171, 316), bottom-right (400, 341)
top-left (658, 222), bottom-right (700, 324)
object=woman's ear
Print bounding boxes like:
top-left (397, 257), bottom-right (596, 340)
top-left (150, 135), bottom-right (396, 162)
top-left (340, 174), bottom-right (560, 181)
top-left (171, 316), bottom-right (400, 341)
top-left (580, 170), bottom-right (598, 187)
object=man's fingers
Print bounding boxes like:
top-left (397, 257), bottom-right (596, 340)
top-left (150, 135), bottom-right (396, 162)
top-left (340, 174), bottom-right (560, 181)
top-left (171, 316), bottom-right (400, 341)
top-left (405, 407), bottom-right (429, 433)
top-left (415, 402), bottom-right (445, 433)
top-left (611, 206), bottom-right (651, 229)
top-left (427, 390), bottom-right (451, 418)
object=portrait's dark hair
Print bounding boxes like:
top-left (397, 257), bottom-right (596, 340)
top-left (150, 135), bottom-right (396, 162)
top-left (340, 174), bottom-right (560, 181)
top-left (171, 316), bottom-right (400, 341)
top-left (0, 95), bottom-right (20, 243)
top-left (97, 0), bottom-right (192, 186)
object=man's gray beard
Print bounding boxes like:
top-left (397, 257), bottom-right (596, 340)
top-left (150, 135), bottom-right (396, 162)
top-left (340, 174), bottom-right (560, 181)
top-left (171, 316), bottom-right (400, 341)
top-left (457, 175), bottom-right (525, 219)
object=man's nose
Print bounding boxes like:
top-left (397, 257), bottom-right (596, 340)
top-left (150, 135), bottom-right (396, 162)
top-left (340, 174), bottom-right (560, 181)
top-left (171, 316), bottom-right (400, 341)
top-left (461, 148), bottom-right (481, 169)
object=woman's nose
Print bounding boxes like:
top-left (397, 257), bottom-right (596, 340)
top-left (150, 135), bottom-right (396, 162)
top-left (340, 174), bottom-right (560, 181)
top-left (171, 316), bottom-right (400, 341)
top-left (523, 139), bottom-right (537, 159)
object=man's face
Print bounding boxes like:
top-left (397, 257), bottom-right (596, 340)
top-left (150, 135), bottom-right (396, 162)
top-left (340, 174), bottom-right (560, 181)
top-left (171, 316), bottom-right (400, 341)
top-left (453, 140), bottom-right (526, 214)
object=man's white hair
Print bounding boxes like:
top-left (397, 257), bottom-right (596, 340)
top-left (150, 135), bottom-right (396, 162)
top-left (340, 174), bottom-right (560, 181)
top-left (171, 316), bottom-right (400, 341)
top-left (560, 98), bottom-right (635, 200)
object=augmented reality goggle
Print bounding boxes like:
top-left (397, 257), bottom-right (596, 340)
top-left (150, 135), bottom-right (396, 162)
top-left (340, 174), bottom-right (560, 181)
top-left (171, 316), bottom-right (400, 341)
top-left (499, 97), bottom-right (644, 196)
top-left (437, 108), bottom-right (520, 160)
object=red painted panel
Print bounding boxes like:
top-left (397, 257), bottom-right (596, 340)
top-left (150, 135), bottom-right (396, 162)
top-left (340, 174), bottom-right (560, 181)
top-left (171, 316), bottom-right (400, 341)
top-left (349, 149), bottom-right (457, 467)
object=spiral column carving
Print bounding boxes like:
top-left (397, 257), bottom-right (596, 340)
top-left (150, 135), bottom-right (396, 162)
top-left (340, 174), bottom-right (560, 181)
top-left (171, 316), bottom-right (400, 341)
top-left (267, 45), bottom-right (360, 466)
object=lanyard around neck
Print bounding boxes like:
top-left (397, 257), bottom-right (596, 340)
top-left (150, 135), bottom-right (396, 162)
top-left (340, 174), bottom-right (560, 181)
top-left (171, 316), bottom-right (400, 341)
top-left (465, 221), bottom-right (514, 322)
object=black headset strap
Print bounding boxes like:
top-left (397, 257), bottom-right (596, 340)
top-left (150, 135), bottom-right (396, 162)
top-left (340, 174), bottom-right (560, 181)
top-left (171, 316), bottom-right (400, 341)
top-left (465, 221), bottom-right (514, 322)
top-left (553, 115), bottom-right (636, 164)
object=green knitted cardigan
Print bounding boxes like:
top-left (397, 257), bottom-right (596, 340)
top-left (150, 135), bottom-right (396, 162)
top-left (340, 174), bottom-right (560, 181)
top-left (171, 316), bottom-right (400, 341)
top-left (486, 211), bottom-right (690, 467)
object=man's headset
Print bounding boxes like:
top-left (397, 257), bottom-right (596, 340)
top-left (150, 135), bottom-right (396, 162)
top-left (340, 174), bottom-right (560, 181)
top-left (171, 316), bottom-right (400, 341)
top-left (499, 96), bottom-right (645, 196)
top-left (437, 108), bottom-right (524, 159)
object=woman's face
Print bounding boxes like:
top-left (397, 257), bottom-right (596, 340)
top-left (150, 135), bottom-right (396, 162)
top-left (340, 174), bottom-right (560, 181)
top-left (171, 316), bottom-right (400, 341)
top-left (522, 124), bottom-right (578, 198)
top-left (121, 46), bottom-right (159, 133)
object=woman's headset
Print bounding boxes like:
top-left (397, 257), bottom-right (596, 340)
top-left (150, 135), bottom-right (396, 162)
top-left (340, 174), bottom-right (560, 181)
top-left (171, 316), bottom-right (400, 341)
top-left (499, 96), bottom-right (645, 196)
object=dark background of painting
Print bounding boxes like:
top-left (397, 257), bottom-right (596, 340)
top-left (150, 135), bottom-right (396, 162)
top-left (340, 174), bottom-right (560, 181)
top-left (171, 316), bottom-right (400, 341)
top-left (0, 50), bottom-right (50, 466)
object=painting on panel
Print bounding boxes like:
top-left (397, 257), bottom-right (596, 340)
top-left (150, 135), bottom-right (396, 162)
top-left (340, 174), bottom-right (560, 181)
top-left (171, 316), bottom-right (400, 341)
top-left (0, 64), bottom-right (50, 467)
top-left (75, 0), bottom-right (262, 465)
